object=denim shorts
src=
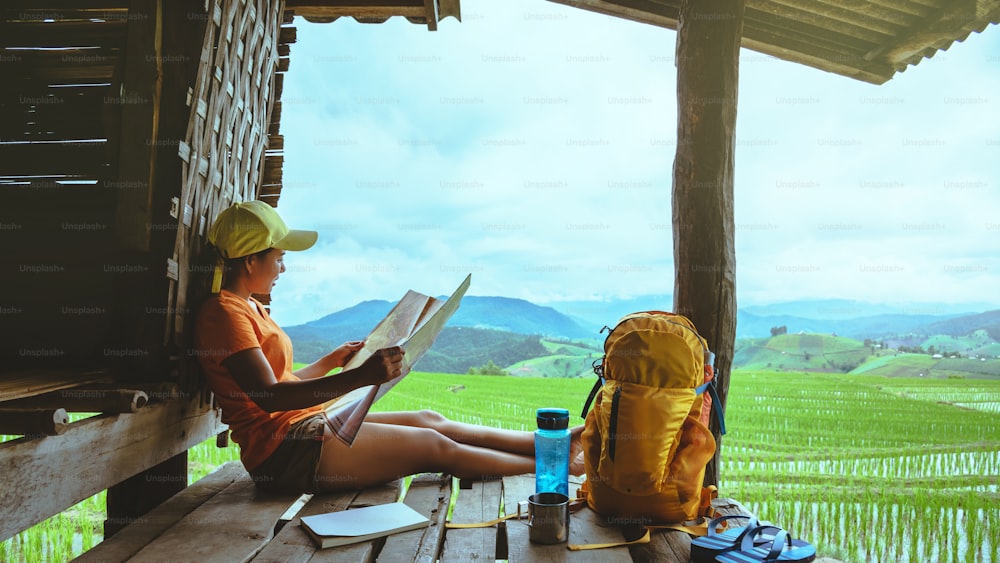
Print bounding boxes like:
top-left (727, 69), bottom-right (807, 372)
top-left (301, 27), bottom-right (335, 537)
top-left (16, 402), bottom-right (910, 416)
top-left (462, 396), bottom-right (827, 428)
top-left (248, 412), bottom-right (327, 493)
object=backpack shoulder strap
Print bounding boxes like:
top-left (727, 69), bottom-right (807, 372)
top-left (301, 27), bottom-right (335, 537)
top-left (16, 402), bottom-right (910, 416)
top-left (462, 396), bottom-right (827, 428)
top-left (695, 380), bottom-right (727, 435)
top-left (580, 373), bottom-right (604, 417)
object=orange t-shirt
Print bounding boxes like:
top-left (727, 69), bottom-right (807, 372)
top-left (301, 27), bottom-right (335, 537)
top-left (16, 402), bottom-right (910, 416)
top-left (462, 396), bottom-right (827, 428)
top-left (194, 290), bottom-right (321, 471)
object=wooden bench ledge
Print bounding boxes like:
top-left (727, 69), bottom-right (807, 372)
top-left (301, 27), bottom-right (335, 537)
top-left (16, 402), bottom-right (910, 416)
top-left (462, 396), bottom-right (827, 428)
top-left (0, 369), bottom-right (110, 404)
top-left (73, 462), bottom-right (300, 563)
top-left (75, 462), bottom-right (752, 563)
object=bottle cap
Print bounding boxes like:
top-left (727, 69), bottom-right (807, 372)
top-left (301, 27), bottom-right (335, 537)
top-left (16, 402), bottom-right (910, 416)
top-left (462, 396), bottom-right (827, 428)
top-left (536, 408), bottom-right (569, 430)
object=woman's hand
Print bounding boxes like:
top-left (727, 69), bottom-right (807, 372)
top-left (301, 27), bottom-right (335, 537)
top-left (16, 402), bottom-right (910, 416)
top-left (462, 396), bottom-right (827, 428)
top-left (358, 346), bottom-right (405, 386)
top-left (226, 344), bottom-right (406, 411)
top-left (325, 340), bottom-right (365, 369)
top-left (294, 340), bottom-right (366, 380)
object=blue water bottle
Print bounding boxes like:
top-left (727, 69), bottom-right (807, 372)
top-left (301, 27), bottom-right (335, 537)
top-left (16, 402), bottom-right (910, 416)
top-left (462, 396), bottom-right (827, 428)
top-left (535, 408), bottom-right (570, 496)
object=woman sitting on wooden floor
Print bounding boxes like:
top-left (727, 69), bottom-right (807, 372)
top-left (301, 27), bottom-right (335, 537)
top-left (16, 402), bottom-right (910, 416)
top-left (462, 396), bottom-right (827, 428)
top-left (194, 200), bottom-right (582, 493)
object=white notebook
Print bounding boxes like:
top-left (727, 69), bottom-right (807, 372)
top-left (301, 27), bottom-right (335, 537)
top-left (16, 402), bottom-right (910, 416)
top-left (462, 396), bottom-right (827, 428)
top-left (299, 502), bottom-right (430, 549)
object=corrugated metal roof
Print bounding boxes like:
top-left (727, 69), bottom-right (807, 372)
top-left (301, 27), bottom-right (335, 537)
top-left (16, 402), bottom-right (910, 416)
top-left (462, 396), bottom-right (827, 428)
top-left (547, 0), bottom-right (1000, 83)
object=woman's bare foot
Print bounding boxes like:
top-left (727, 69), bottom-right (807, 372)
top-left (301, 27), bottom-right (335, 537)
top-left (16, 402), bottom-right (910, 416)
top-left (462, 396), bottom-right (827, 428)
top-left (569, 425), bottom-right (586, 476)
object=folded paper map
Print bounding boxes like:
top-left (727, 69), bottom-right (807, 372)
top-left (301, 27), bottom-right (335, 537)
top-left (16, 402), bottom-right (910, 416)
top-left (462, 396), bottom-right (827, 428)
top-left (323, 274), bottom-right (471, 445)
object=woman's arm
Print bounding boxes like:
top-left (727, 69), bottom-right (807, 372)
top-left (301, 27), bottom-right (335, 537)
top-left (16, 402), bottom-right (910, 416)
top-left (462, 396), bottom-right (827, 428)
top-left (294, 341), bottom-right (365, 380)
top-left (221, 345), bottom-right (404, 412)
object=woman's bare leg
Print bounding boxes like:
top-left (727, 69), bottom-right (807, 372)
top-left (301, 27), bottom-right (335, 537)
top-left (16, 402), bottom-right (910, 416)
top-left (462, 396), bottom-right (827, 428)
top-left (365, 410), bottom-right (586, 475)
top-left (315, 421), bottom-right (534, 491)
top-left (365, 410), bottom-right (535, 455)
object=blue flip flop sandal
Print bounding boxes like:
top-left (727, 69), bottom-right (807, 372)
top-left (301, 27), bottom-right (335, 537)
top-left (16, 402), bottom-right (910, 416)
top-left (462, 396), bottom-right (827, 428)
top-left (715, 527), bottom-right (816, 563)
top-left (690, 515), bottom-right (762, 562)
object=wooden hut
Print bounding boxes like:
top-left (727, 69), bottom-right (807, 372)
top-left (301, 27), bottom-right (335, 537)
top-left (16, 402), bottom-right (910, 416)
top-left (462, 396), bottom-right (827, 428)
top-left (0, 0), bottom-right (450, 544)
top-left (1, 0), bottom-right (996, 559)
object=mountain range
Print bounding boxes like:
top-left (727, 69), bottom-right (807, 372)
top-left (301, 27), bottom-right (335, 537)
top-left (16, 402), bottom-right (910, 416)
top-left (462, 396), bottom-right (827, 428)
top-left (283, 295), bottom-right (594, 348)
top-left (284, 296), bottom-right (999, 368)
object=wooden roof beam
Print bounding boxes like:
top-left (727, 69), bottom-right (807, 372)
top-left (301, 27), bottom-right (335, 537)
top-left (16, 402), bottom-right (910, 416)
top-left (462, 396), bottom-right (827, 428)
top-left (775, 0), bottom-right (917, 33)
top-left (1, 1), bottom-right (129, 11)
top-left (283, 0), bottom-right (443, 30)
top-left (0, 49), bottom-right (119, 82)
top-left (285, 0), bottom-right (426, 17)
top-left (547, 0), bottom-right (893, 82)
top-left (0, 21), bottom-right (128, 49)
top-left (740, 27), bottom-right (894, 84)
top-left (745, 2), bottom-right (897, 45)
top-left (550, 0), bottom-right (999, 83)
top-left (547, 0), bottom-right (678, 29)
top-left (0, 141), bottom-right (110, 177)
top-left (864, 0), bottom-right (1000, 64)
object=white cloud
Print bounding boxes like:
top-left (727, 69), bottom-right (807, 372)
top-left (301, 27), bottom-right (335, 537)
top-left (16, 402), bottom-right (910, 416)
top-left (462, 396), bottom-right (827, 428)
top-left (267, 1), bottom-right (1000, 326)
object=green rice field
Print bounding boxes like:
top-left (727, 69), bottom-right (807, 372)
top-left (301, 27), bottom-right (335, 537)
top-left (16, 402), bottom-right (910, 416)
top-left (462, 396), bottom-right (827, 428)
top-left (3, 370), bottom-right (999, 562)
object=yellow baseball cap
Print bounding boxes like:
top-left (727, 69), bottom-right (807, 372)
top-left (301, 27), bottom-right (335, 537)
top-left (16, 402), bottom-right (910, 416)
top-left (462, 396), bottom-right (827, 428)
top-left (209, 200), bottom-right (317, 259)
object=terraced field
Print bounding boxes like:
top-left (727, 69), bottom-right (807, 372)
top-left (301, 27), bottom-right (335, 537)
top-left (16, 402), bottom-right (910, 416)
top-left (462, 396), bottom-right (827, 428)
top-left (382, 371), bottom-right (1000, 562)
top-left (4, 370), bottom-right (999, 562)
top-left (721, 372), bottom-right (1000, 562)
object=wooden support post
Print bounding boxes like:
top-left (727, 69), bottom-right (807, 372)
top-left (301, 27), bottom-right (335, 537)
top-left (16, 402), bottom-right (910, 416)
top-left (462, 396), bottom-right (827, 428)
top-left (113, 0), bottom-right (162, 253)
top-left (107, 0), bottom-right (206, 384)
top-left (672, 0), bottom-right (745, 487)
top-left (0, 408), bottom-right (69, 436)
top-left (98, 0), bottom-right (209, 539)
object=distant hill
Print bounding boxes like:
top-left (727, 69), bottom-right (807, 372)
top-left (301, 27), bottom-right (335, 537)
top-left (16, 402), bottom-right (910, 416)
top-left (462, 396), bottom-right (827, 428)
top-left (916, 310), bottom-right (1000, 340)
top-left (284, 299), bottom-right (394, 363)
top-left (447, 296), bottom-right (593, 338)
top-left (284, 295), bottom-right (998, 374)
top-left (733, 333), bottom-right (872, 372)
top-left (740, 299), bottom-right (991, 320)
top-left (542, 295), bottom-right (674, 331)
top-left (731, 331), bottom-right (1000, 377)
top-left (735, 311), bottom-right (964, 340)
top-left (414, 326), bottom-right (551, 374)
top-left (287, 295), bottom-right (993, 341)
top-left (850, 353), bottom-right (1000, 379)
top-left (284, 296), bottom-right (592, 364)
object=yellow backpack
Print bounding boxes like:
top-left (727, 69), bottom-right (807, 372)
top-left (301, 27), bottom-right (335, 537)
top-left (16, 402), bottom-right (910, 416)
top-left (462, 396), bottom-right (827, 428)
top-left (579, 311), bottom-right (725, 524)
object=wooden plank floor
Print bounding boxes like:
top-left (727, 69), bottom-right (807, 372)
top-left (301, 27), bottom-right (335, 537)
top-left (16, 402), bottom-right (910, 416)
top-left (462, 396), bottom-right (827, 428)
top-left (501, 476), bottom-right (633, 563)
top-left (77, 462), bottom-right (749, 562)
top-left (440, 478), bottom-right (502, 561)
top-left (378, 474), bottom-right (450, 562)
top-left (73, 463), bottom-right (252, 563)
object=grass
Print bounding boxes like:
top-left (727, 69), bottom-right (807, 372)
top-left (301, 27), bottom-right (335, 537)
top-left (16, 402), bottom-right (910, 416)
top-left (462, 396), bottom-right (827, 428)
top-left (371, 371), bottom-right (590, 428)
top-left (506, 337), bottom-right (600, 377)
top-left (506, 354), bottom-right (596, 378)
top-left (4, 370), bottom-right (999, 562)
top-left (538, 338), bottom-right (601, 356)
top-left (851, 353), bottom-right (1000, 379)
top-left (734, 334), bottom-right (873, 372)
top-left (920, 330), bottom-right (997, 356)
top-left (849, 353), bottom-right (937, 377)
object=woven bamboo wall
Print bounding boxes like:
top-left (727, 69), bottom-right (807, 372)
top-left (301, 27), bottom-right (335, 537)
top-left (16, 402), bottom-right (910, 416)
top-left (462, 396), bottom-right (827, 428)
top-left (166, 0), bottom-right (285, 384)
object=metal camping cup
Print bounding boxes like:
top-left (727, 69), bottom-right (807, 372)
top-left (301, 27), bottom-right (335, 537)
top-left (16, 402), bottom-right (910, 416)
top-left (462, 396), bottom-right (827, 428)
top-left (517, 492), bottom-right (570, 544)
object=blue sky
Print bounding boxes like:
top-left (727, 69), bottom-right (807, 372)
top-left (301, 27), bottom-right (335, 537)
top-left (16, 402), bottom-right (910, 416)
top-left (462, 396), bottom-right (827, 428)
top-left (267, 0), bottom-right (1000, 327)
